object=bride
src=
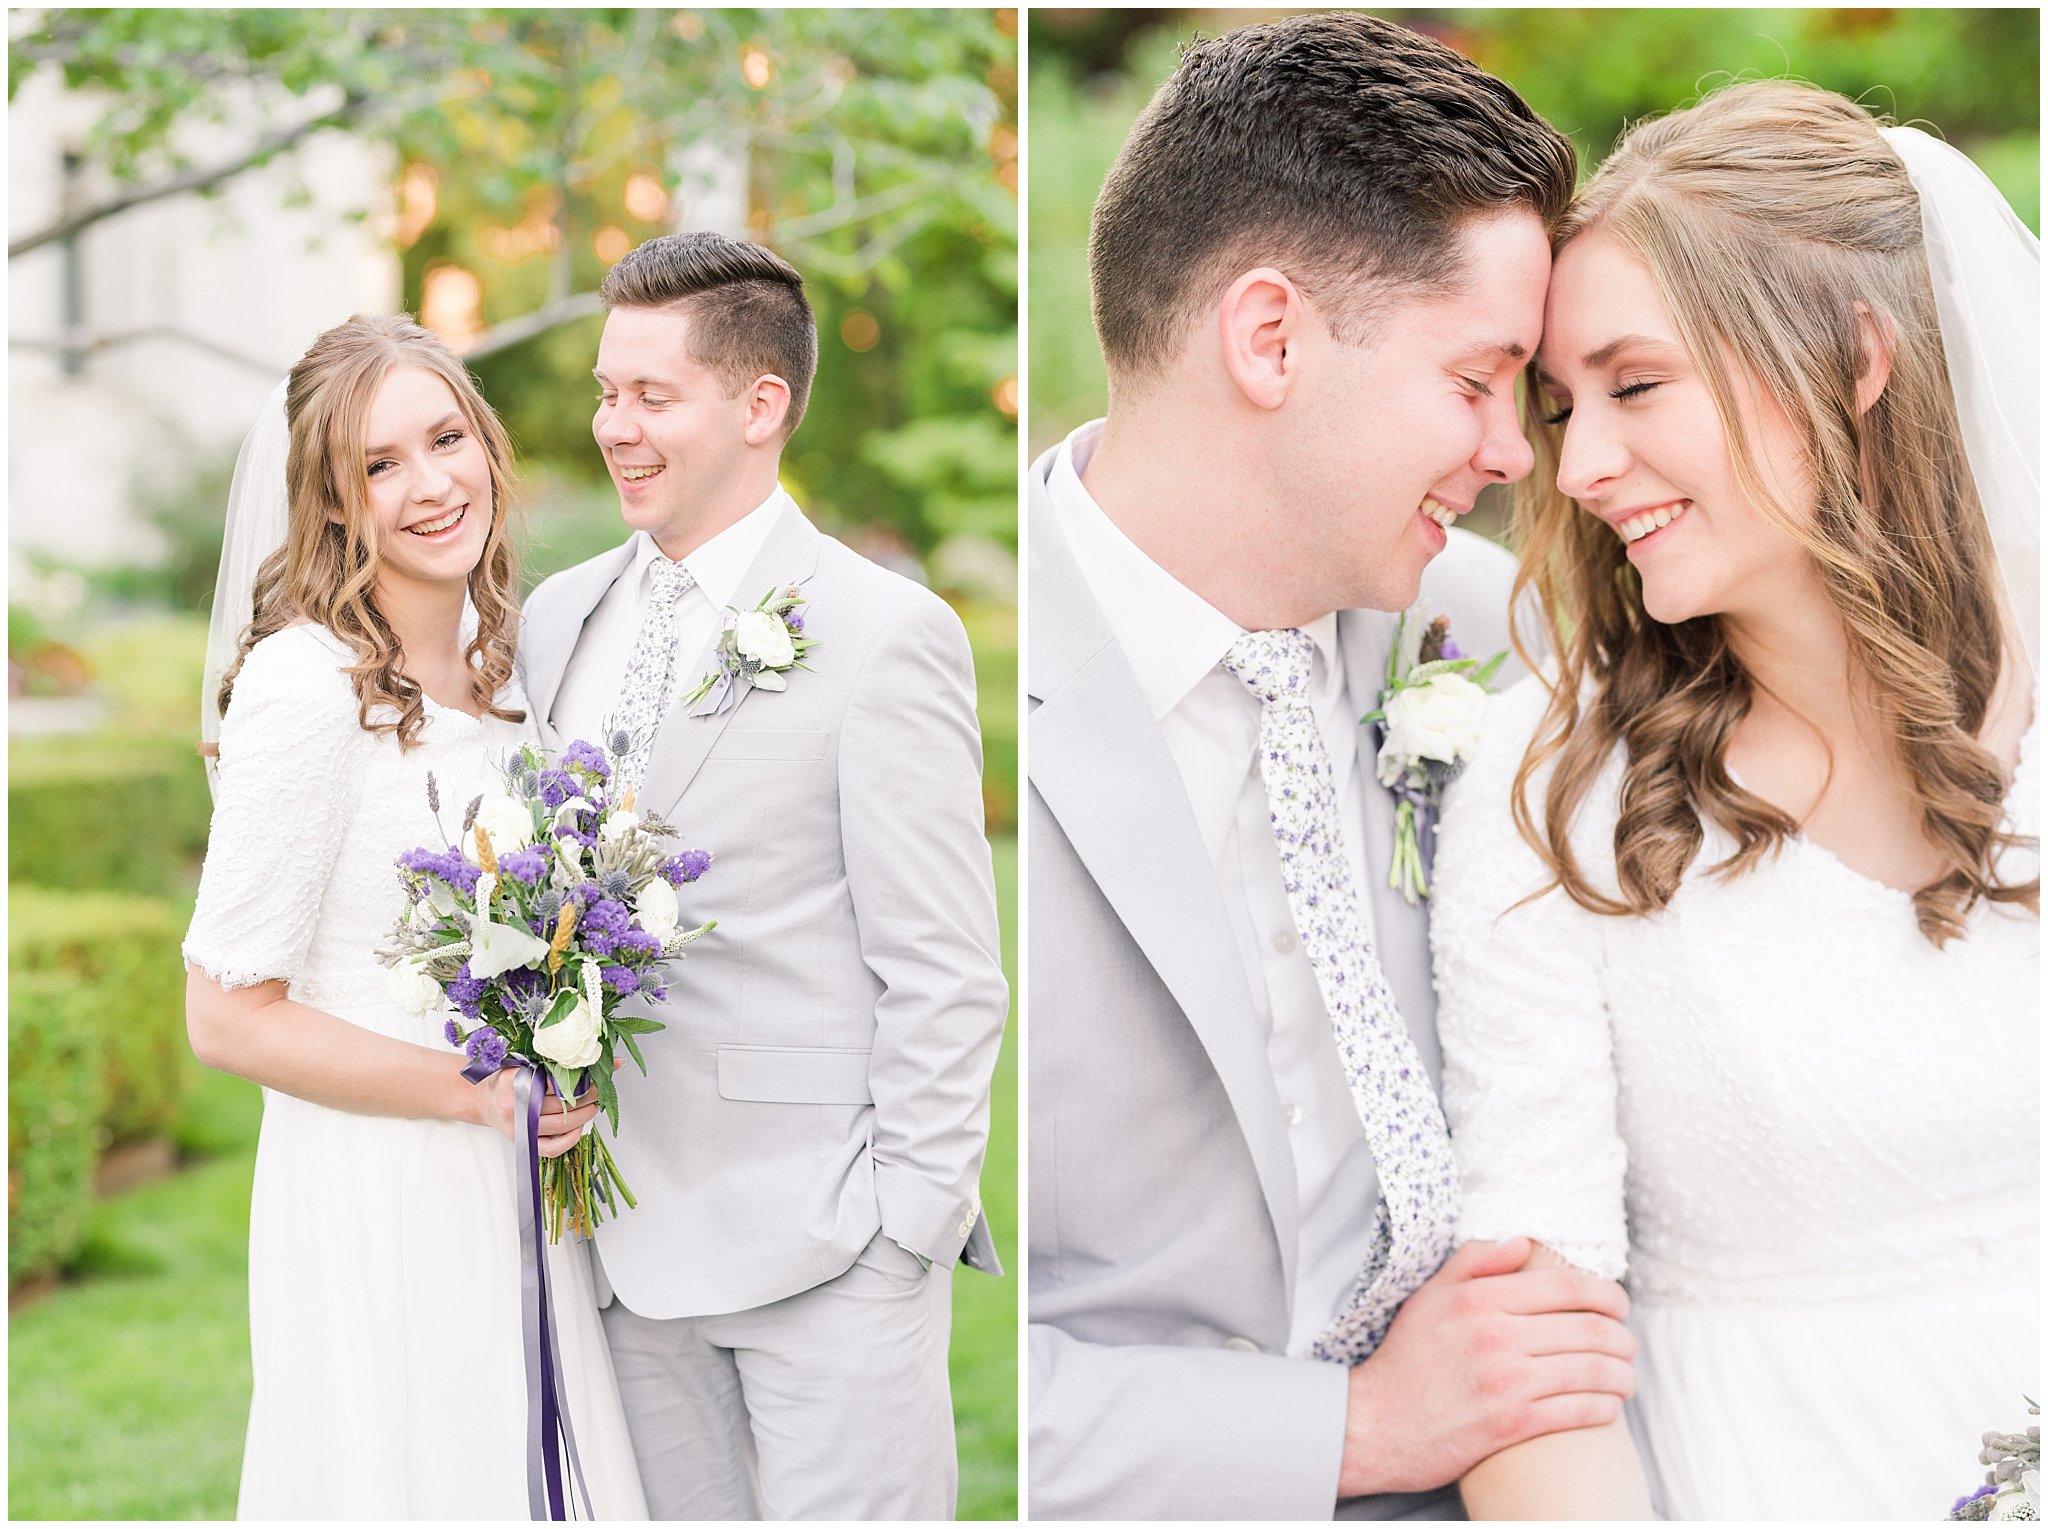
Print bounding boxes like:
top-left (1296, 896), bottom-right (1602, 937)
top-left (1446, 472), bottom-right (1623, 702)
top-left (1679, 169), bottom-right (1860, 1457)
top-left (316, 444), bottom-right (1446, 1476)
top-left (1431, 83), bottom-right (2038, 1519)
top-left (182, 315), bottom-right (648, 1518)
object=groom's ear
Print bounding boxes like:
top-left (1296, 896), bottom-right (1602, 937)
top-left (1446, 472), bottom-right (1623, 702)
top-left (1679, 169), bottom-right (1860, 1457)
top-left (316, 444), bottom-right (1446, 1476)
top-left (1217, 266), bottom-right (1304, 411)
top-left (741, 373), bottom-right (794, 446)
top-left (1851, 301), bottom-right (1895, 416)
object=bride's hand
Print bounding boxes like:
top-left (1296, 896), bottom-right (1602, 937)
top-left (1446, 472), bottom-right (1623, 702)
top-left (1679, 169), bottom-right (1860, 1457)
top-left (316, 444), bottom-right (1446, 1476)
top-left (472, 1068), bottom-right (603, 1158)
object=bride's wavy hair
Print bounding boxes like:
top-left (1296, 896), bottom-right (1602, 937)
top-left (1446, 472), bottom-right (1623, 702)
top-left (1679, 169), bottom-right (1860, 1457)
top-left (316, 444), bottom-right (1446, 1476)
top-left (215, 314), bottom-right (526, 748)
top-left (1510, 80), bottom-right (2037, 946)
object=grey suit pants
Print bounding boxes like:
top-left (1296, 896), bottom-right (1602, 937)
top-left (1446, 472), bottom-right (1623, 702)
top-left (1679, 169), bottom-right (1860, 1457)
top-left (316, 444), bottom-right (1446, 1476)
top-left (599, 1231), bottom-right (957, 1520)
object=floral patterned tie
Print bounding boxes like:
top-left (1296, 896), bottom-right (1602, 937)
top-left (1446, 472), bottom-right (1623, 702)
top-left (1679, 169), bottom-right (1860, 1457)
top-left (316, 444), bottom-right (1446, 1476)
top-left (1222, 628), bottom-right (1459, 1364)
top-left (613, 556), bottom-right (696, 794)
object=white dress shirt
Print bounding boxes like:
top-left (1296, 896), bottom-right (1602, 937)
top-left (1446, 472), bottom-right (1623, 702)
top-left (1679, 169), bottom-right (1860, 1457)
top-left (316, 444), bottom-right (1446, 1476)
top-left (1049, 419), bottom-right (1384, 1357)
top-left (550, 487), bottom-right (793, 747)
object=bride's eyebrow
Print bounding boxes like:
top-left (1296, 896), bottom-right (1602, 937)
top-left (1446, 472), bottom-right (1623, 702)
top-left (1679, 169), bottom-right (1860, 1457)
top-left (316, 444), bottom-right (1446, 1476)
top-left (1583, 334), bottom-right (1677, 368)
top-left (364, 412), bottom-right (464, 457)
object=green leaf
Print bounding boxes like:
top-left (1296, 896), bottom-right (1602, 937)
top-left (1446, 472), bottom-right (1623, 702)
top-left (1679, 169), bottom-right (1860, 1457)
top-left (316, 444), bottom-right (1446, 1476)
top-left (609, 1014), bottom-right (665, 1036)
top-left (537, 988), bottom-right (579, 1030)
top-left (1472, 649), bottom-right (1509, 689)
top-left (620, 1030), bottom-right (647, 1075)
top-left (595, 1059), bottom-right (619, 1134)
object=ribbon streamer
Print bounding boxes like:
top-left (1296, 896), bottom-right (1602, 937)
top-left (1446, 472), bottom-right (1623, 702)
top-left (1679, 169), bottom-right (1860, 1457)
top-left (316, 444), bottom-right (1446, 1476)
top-left (464, 1051), bottom-right (596, 1521)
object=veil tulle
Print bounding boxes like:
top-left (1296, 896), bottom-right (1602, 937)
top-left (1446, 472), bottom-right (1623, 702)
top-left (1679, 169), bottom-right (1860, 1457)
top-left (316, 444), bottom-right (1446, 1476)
top-left (1881, 124), bottom-right (2040, 677)
top-left (201, 378), bottom-right (291, 796)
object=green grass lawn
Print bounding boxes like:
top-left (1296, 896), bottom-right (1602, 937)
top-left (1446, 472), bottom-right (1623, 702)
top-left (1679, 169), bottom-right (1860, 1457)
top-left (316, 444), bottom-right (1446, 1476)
top-left (9, 838), bottom-right (1021, 1520)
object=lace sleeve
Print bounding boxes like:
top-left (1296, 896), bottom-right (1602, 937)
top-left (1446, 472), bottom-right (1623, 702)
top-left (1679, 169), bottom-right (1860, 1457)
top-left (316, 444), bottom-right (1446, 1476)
top-left (182, 627), bottom-right (369, 990)
top-left (1429, 676), bottom-right (1629, 1280)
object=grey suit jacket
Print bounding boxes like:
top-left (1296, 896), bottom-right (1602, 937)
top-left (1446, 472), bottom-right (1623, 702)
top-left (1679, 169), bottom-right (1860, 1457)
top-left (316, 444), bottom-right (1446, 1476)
top-left (1024, 446), bottom-right (1519, 1520)
top-left (521, 502), bottom-right (1008, 1319)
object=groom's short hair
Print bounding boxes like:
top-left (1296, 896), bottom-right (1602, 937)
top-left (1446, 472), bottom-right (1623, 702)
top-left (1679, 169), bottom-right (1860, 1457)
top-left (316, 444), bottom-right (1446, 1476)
top-left (1089, 12), bottom-right (1576, 383)
top-left (600, 232), bottom-right (818, 436)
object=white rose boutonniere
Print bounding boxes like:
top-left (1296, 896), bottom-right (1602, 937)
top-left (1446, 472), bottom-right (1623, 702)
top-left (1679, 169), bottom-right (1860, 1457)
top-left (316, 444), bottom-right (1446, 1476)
top-left (684, 581), bottom-right (817, 716)
top-left (1364, 611), bottom-right (1507, 905)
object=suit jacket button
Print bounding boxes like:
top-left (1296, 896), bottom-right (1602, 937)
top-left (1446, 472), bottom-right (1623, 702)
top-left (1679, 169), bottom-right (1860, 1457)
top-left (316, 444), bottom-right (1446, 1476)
top-left (957, 1217), bottom-right (975, 1237)
top-left (1221, 1336), bottom-right (1259, 1353)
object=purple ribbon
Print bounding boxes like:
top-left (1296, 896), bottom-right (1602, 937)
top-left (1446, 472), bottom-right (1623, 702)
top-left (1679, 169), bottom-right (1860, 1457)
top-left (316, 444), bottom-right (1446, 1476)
top-left (464, 1049), bottom-right (595, 1521)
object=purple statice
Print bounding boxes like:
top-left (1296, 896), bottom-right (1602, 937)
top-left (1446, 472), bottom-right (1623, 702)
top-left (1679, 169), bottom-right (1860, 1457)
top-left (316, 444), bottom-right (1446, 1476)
top-left (464, 1026), bottom-right (509, 1073)
top-left (784, 611), bottom-right (805, 635)
top-left (561, 739), bottom-right (611, 781)
top-left (502, 965), bottom-right (548, 1003)
top-left (1440, 638), bottom-right (1464, 661)
top-left (600, 964), bottom-right (640, 996)
top-left (498, 846), bottom-right (548, 884)
top-left (447, 961), bottom-right (487, 1021)
top-left (535, 767), bottom-right (578, 811)
top-left (579, 897), bottom-right (631, 957)
top-left (443, 1016), bottom-right (462, 1048)
top-left (553, 821), bottom-right (597, 852)
top-left (661, 849), bottom-right (712, 885)
top-left (616, 927), bottom-right (662, 958)
top-left (399, 845), bottom-right (481, 896)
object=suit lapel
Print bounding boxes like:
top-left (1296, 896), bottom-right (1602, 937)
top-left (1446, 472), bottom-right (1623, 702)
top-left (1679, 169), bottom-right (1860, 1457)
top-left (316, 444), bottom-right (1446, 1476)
top-left (530, 540), bottom-right (638, 738)
top-left (1337, 606), bottom-right (1442, 1077)
top-left (1029, 462), bottom-right (1302, 1286)
top-left (640, 503), bottom-right (822, 817)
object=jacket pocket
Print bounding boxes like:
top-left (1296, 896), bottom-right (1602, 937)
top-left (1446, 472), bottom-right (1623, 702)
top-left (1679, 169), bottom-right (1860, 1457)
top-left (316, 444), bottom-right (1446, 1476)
top-left (705, 728), bottom-right (828, 763)
top-left (716, 1044), bottom-right (873, 1104)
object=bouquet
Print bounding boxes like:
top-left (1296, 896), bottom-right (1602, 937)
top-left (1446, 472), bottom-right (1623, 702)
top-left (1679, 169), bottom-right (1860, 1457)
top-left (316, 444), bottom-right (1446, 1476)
top-left (382, 736), bottom-right (712, 1241)
top-left (1363, 611), bottom-right (1506, 905)
top-left (1950, 1400), bottom-right (2040, 1521)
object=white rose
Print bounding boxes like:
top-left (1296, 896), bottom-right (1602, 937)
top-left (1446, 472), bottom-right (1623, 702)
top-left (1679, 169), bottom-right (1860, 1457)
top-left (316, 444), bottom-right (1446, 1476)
top-left (733, 609), bottom-right (796, 669)
top-left (473, 794), bottom-right (535, 855)
top-left (635, 877), bottom-right (679, 943)
top-left (1377, 673), bottom-right (1490, 786)
top-left (532, 991), bottom-right (603, 1070)
top-left (384, 959), bottom-right (446, 1021)
top-left (598, 807), bottom-right (639, 845)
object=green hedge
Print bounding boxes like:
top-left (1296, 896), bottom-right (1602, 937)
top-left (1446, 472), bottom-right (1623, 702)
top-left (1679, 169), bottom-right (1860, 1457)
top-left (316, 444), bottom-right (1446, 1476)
top-left (10, 733), bottom-right (213, 897)
top-left (9, 972), bottom-right (106, 1287)
top-left (10, 887), bottom-right (190, 1147)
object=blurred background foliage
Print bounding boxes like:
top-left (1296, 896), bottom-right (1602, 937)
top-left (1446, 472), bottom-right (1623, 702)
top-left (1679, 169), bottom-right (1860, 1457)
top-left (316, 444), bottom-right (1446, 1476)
top-left (1029, 5), bottom-right (2041, 452)
top-left (9, 8), bottom-right (1016, 1519)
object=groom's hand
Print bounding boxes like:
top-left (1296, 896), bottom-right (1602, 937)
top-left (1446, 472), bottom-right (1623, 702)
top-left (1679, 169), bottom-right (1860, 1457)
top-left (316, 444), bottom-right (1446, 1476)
top-left (1335, 1237), bottom-right (1636, 1500)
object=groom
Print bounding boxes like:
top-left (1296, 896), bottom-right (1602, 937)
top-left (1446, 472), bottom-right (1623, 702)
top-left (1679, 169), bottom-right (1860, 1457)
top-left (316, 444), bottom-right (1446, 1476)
top-left (1029, 14), bottom-right (1634, 1520)
top-left (522, 232), bottom-right (1007, 1519)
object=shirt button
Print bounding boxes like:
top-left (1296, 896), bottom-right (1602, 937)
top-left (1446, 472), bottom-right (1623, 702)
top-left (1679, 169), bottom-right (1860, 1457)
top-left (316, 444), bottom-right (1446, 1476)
top-left (1221, 1336), bottom-right (1260, 1353)
top-left (1272, 929), bottom-right (1298, 955)
top-left (1284, 1102), bottom-right (1304, 1128)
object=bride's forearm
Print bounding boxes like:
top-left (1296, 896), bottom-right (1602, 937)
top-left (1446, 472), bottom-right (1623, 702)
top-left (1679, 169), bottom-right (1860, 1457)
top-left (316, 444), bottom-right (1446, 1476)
top-left (185, 967), bottom-right (480, 1126)
top-left (1458, 1413), bottom-right (1650, 1520)
top-left (1458, 1243), bottom-right (1652, 1520)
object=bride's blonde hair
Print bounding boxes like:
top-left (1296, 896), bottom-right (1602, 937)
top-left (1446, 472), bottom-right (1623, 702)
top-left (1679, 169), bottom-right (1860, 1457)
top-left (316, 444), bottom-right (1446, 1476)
top-left (1510, 80), bottom-right (2036, 945)
top-left (215, 314), bottom-right (525, 748)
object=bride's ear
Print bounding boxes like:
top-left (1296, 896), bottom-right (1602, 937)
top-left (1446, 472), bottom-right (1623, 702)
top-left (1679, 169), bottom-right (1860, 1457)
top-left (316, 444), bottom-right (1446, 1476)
top-left (1216, 266), bottom-right (1302, 411)
top-left (1852, 301), bottom-right (1895, 416)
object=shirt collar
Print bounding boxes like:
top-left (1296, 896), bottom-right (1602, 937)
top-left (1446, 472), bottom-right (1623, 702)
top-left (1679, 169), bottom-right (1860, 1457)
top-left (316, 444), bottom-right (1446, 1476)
top-left (1049, 420), bottom-right (1342, 720)
top-left (633, 485), bottom-right (793, 610)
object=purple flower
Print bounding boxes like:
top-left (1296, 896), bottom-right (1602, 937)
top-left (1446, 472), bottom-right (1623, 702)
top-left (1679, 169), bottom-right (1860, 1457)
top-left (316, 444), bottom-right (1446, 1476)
top-left (600, 964), bottom-right (640, 996)
top-left (443, 1017), bottom-right (462, 1048)
top-left (464, 1027), bottom-right (508, 1072)
top-left (536, 767), bottom-right (577, 811)
top-left (661, 849), bottom-right (712, 885)
top-left (784, 611), bottom-right (806, 635)
top-left (579, 897), bottom-right (630, 956)
top-left (553, 822), bottom-right (596, 852)
top-left (398, 845), bottom-right (480, 896)
top-left (1440, 638), bottom-right (1464, 660)
top-left (448, 962), bottom-right (487, 1020)
top-left (617, 928), bottom-right (661, 958)
top-left (498, 847), bottom-right (548, 884)
top-left (561, 740), bottom-right (611, 780)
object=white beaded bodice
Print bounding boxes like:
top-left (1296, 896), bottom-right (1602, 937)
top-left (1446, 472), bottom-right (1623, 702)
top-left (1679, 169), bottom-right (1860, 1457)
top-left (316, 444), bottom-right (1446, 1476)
top-left (183, 624), bottom-right (534, 1030)
top-left (1432, 675), bottom-right (2039, 1306)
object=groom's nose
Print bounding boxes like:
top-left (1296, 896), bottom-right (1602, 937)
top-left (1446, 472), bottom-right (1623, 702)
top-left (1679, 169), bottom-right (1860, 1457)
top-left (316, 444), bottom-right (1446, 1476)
top-left (594, 403), bottom-right (640, 450)
top-left (1472, 394), bottom-right (1535, 484)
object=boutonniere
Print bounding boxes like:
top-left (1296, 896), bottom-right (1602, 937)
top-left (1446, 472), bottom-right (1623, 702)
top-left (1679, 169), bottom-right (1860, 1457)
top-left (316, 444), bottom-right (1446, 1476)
top-left (1361, 611), bottom-right (1506, 905)
top-left (682, 581), bottom-right (819, 718)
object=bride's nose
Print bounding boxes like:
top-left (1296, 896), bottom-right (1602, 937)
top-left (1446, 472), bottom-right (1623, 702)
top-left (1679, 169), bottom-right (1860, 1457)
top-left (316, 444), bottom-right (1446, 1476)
top-left (1555, 410), bottom-right (1629, 502)
top-left (414, 460), bottom-right (456, 504)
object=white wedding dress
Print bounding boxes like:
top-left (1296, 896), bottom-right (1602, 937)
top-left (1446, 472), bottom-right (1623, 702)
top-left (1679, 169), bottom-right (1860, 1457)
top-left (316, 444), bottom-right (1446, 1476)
top-left (1432, 674), bottom-right (2039, 1520)
top-left (183, 624), bottom-right (648, 1520)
